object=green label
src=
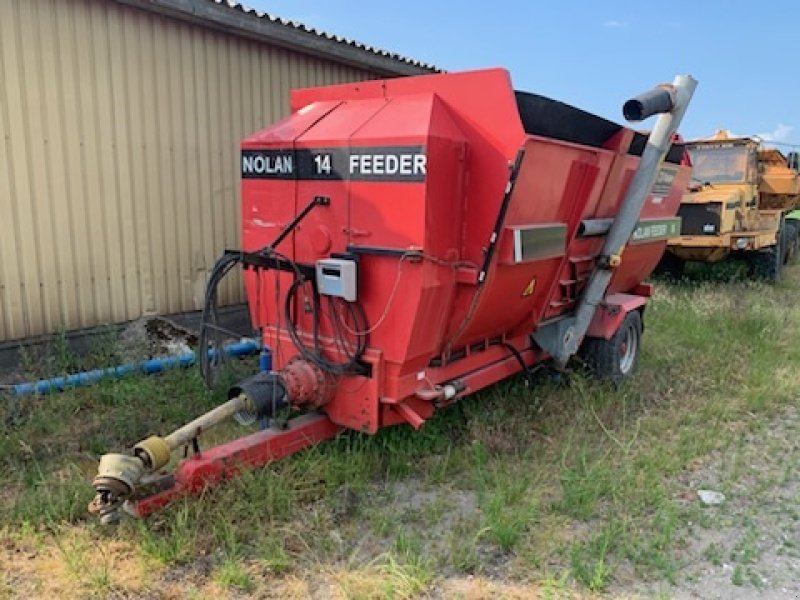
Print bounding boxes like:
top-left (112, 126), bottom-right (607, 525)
top-left (630, 218), bottom-right (682, 243)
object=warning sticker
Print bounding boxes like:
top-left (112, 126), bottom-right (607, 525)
top-left (522, 278), bottom-right (536, 297)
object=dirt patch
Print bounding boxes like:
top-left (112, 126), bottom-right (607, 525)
top-left (117, 317), bottom-right (198, 363)
top-left (388, 478), bottom-right (480, 551)
top-left (0, 531), bottom-right (151, 599)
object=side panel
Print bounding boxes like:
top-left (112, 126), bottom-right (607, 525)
top-left (447, 136), bottom-right (613, 346)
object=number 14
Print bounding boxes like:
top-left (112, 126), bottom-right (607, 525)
top-left (314, 153), bottom-right (331, 174)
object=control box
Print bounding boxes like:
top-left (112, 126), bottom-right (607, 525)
top-left (315, 258), bottom-right (357, 302)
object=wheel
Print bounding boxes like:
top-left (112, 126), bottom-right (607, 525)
top-left (654, 251), bottom-right (685, 280)
top-left (579, 310), bottom-right (643, 385)
top-left (780, 223), bottom-right (793, 265)
top-left (785, 220), bottom-right (799, 258)
top-left (748, 230), bottom-right (784, 281)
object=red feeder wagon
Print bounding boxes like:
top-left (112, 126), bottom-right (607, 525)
top-left (90, 69), bottom-right (696, 522)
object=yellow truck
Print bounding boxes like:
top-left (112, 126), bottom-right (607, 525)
top-left (660, 130), bottom-right (800, 280)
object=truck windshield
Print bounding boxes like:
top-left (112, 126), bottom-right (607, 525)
top-left (687, 143), bottom-right (750, 183)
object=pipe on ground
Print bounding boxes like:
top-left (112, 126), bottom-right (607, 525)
top-left (6, 340), bottom-right (259, 396)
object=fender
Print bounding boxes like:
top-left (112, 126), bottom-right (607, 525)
top-left (586, 293), bottom-right (647, 340)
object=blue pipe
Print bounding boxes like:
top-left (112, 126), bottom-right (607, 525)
top-left (8, 340), bottom-right (260, 396)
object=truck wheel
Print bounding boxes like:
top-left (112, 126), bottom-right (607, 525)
top-left (786, 221), bottom-right (799, 258)
top-left (779, 224), bottom-right (792, 265)
top-left (579, 310), bottom-right (642, 385)
top-left (748, 237), bottom-right (783, 281)
top-left (654, 251), bottom-right (685, 280)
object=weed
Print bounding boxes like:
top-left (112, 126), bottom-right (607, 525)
top-left (568, 524), bottom-right (617, 591)
top-left (626, 504), bottom-right (681, 581)
top-left (135, 503), bottom-right (200, 564)
top-left (446, 514), bottom-right (485, 573)
top-left (731, 526), bottom-right (761, 564)
top-left (539, 570), bottom-right (570, 599)
top-left (747, 566), bottom-right (764, 588)
top-left (368, 505), bottom-right (400, 538)
top-left (84, 326), bottom-right (122, 368)
top-left (393, 531), bottom-right (423, 558)
top-left (214, 556), bottom-right (255, 592)
top-left (51, 328), bottom-right (74, 375)
top-left (703, 542), bottom-right (723, 566)
top-left (212, 517), bottom-right (243, 557)
top-left (17, 342), bottom-right (41, 379)
top-left (480, 479), bottom-right (537, 550)
top-left (448, 538), bottom-right (480, 574)
top-left (7, 462), bottom-right (92, 527)
top-left (419, 492), bottom-right (447, 527)
top-left (257, 535), bottom-right (293, 573)
top-left (731, 564), bottom-right (745, 586)
top-left (333, 552), bottom-right (433, 599)
top-left (555, 445), bottom-right (614, 520)
top-left (183, 586), bottom-right (204, 600)
top-left (51, 529), bottom-right (115, 595)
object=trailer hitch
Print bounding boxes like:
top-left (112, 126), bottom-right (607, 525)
top-left (89, 411), bottom-right (343, 522)
top-left (89, 360), bottom-right (340, 523)
top-left (89, 393), bottom-right (256, 523)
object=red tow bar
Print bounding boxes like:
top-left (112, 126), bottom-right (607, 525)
top-left (131, 413), bottom-right (343, 517)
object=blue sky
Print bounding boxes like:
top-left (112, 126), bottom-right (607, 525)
top-left (246, 1), bottom-right (800, 143)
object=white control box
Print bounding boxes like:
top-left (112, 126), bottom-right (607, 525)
top-left (315, 258), bottom-right (357, 302)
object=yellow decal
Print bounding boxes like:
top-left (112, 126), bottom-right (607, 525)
top-left (522, 277), bottom-right (536, 297)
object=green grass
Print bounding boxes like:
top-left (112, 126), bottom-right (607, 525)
top-left (731, 564), bottom-right (746, 586)
top-left (1, 264), bottom-right (799, 596)
top-left (214, 556), bottom-right (255, 592)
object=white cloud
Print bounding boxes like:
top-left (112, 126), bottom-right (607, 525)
top-left (602, 20), bottom-right (628, 28)
top-left (757, 123), bottom-right (793, 143)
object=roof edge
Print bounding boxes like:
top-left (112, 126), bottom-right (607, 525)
top-left (112, 0), bottom-right (439, 76)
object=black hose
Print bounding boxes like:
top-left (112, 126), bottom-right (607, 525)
top-left (199, 244), bottom-right (369, 388)
top-left (501, 342), bottom-right (537, 388)
top-left (283, 278), bottom-right (368, 376)
top-left (199, 252), bottom-right (244, 387)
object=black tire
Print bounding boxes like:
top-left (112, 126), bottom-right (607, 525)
top-left (654, 251), bottom-right (685, 280)
top-left (579, 310), bottom-right (643, 385)
top-left (785, 220), bottom-right (799, 258)
top-left (780, 224), bottom-right (793, 265)
top-left (749, 246), bottom-right (782, 281)
top-left (748, 230), bottom-right (784, 281)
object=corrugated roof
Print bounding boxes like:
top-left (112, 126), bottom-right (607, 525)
top-left (213, 0), bottom-right (439, 72)
top-left (114, 0), bottom-right (439, 76)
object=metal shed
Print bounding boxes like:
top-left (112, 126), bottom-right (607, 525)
top-left (0, 0), bottom-right (435, 342)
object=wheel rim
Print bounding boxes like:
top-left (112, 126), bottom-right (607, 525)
top-left (618, 322), bottom-right (639, 375)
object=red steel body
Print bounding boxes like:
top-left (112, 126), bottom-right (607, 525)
top-left (238, 68), bottom-right (689, 434)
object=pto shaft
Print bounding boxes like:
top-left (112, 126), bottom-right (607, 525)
top-left (89, 394), bottom-right (253, 523)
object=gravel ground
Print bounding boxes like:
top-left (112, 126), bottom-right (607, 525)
top-left (623, 406), bottom-right (800, 599)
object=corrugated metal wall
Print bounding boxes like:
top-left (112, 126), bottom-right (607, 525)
top-left (0, 0), bottom-right (375, 341)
